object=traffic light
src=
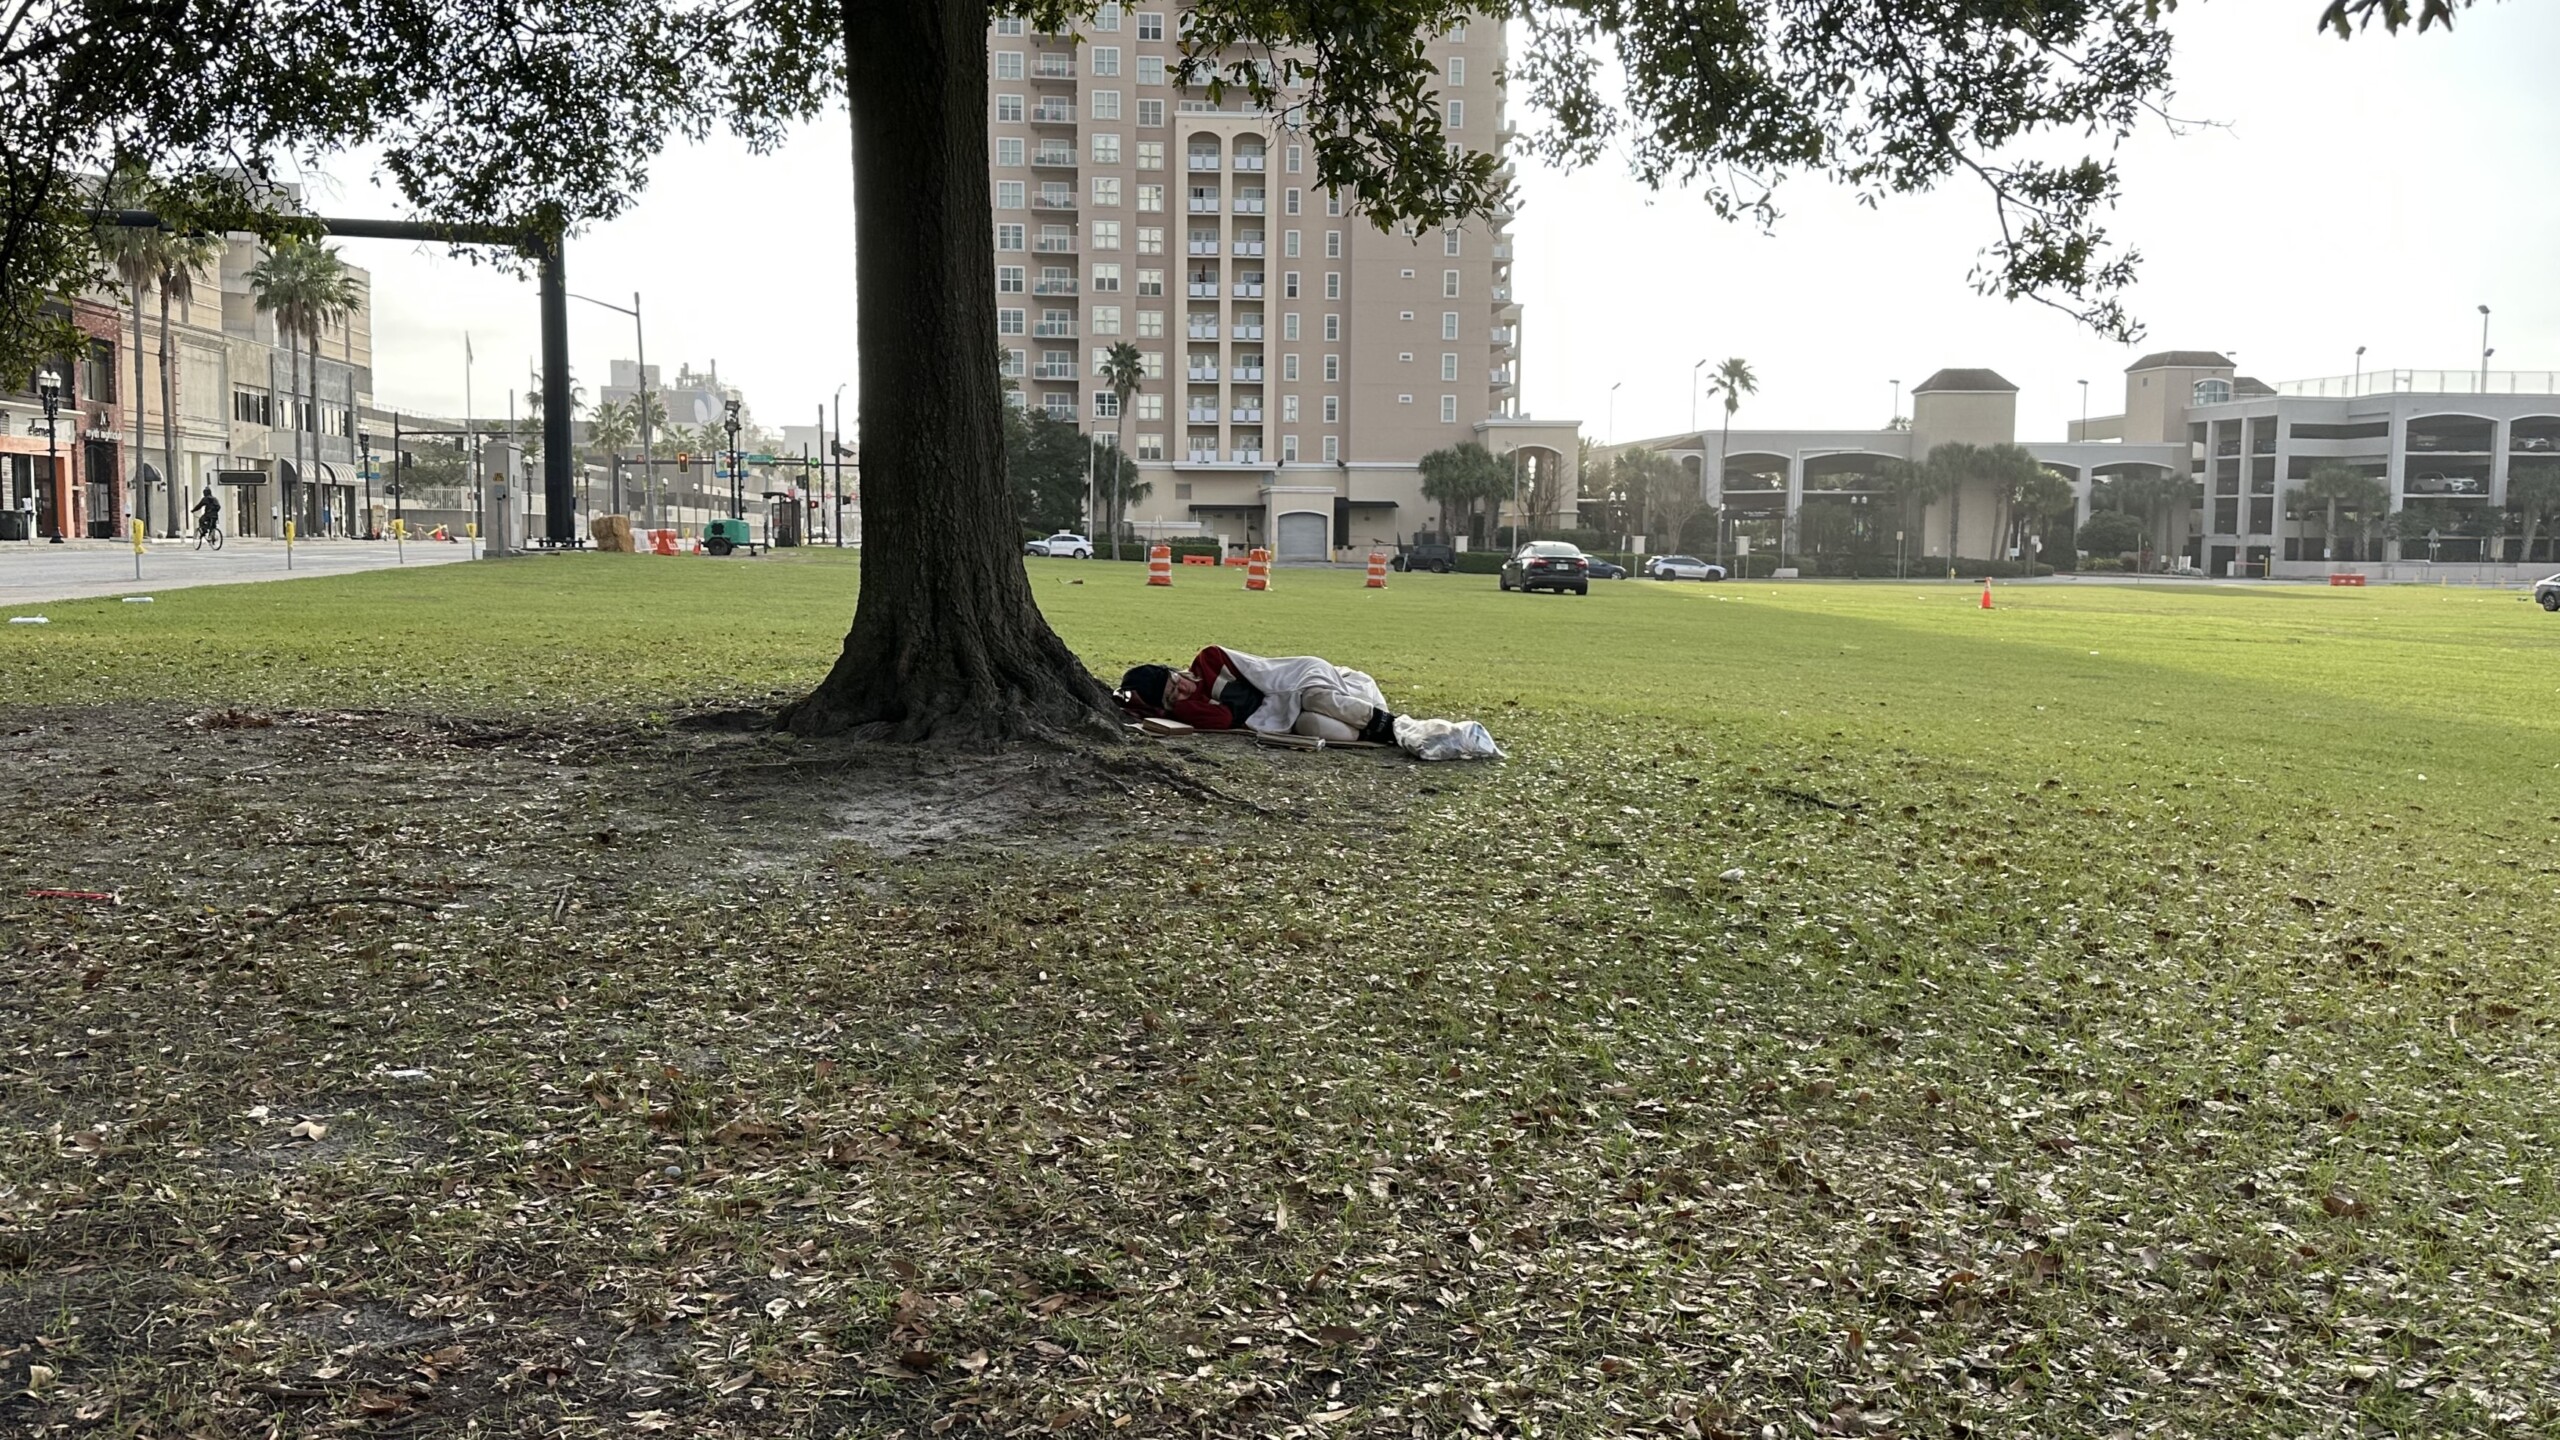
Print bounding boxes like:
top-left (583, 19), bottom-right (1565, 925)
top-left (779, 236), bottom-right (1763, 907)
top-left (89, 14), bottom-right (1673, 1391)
top-left (676, 451), bottom-right (690, 467)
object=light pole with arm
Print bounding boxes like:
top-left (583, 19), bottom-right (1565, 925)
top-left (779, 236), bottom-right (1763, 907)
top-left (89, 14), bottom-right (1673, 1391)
top-left (1691, 359), bottom-right (1707, 434)
top-left (832, 382), bottom-right (846, 547)
top-left (35, 368), bottom-right (62, 542)
top-left (2479, 305), bottom-right (2491, 392)
top-left (1608, 381), bottom-right (1622, 444)
top-left (568, 290), bottom-right (652, 524)
top-left (2354, 345), bottom-right (2365, 395)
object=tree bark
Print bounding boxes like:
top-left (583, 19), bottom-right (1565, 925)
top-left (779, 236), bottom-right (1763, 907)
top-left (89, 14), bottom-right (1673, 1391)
top-left (781, 0), bottom-right (1110, 743)
top-left (159, 286), bottom-right (179, 536)
top-left (130, 285), bottom-right (146, 535)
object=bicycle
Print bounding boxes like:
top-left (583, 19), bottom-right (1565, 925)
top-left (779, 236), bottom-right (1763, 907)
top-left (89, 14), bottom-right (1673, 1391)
top-left (193, 521), bottom-right (224, 552)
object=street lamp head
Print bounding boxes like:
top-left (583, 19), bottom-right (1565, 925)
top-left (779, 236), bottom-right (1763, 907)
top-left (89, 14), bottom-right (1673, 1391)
top-left (35, 367), bottom-right (60, 402)
top-left (2478, 304), bottom-right (2490, 316)
top-left (2356, 345), bottom-right (2366, 357)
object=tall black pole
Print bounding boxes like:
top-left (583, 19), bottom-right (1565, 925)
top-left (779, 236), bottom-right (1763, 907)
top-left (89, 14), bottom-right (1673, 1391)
top-left (539, 234), bottom-right (573, 543)
top-left (830, 390), bottom-right (844, 547)
top-left (392, 411), bottom-right (402, 525)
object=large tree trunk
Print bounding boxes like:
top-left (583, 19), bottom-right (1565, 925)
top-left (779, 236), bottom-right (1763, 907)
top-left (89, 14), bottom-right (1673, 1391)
top-left (159, 287), bottom-right (179, 536)
top-left (781, 0), bottom-right (1109, 743)
top-left (130, 286), bottom-right (146, 535)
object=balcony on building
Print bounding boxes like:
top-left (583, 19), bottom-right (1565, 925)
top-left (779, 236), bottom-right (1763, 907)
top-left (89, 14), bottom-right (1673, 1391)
top-left (1033, 55), bottom-right (1075, 79)
top-left (1233, 317), bottom-right (1264, 341)
top-left (1188, 279), bottom-right (1220, 298)
top-left (1029, 101), bottom-right (1075, 125)
top-left (1233, 275), bottom-right (1264, 298)
top-left (1233, 233), bottom-right (1266, 257)
top-left (1490, 326), bottom-right (1517, 348)
top-left (1041, 398), bottom-right (1076, 421)
top-left (1033, 235), bottom-right (1078, 254)
top-left (1187, 445), bottom-right (1221, 464)
top-left (1034, 319), bottom-right (1078, 338)
top-left (1232, 190), bottom-right (1266, 214)
top-left (1490, 367), bottom-right (1516, 388)
top-left (1033, 186), bottom-right (1077, 210)
top-left (1186, 361), bottom-right (1220, 382)
top-left (1032, 361), bottom-right (1078, 381)
top-left (1186, 404), bottom-right (1221, 424)
top-left (1031, 145), bottom-right (1078, 169)
top-left (1231, 405), bottom-right (1263, 424)
top-left (1188, 234), bottom-right (1220, 256)
top-left (1233, 146), bottom-right (1267, 172)
top-left (1187, 149), bottom-right (1221, 171)
top-left (1187, 318), bottom-right (1220, 339)
top-left (1491, 241), bottom-right (1512, 260)
top-left (1188, 188), bottom-right (1221, 213)
top-left (1232, 358), bottom-right (1264, 382)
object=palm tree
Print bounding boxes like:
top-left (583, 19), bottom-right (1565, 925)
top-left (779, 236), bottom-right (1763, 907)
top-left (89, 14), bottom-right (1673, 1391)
top-left (589, 399), bottom-right (637, 513)
top-left (2504, 460), bottom-right (2560, 565)
top-left (1099, 341), bottom-right (1144, 558)
top-left (95, 165), bottom-right (159, 535)
top-left (153, 229), bottom-right (224, 535)
top-left (1705, 357), bottom-right (1757, 539)
top-left (1879, 455), bottom-right (1948, 564)
top-left (2298, 464), bottom-right (2386, 564)
top-left (247, 238), bottom-right (357, 533)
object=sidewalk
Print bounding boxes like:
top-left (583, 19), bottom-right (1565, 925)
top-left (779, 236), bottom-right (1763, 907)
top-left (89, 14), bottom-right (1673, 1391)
top-left (0, 535), bottom-right (477, 607)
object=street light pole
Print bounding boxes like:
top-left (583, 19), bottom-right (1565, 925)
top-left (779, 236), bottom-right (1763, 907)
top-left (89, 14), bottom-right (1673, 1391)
top-left (1691, 358), bottom-right (1708, 434)
top-left (1608, 381), bottom-right (1622, 444)
top-left (2354, 344), bottom-right (2365, 396)
top-left (2478, 305), bottom-right (2491, 392)
top-left (36, 368), bottom-right (62, 543)
top-left (359, 429), bottom-right (373, 538)
top-left (568, 289), bottom-right (652, 525)
top-left (2078, 379), bottom-right (2089, 438)
top-left (1890, 378), bottom-right (1900, 427)
top-left (723, 398), bottom-right (742, 520)
top-left (831, 382), bottom-right (846, 548)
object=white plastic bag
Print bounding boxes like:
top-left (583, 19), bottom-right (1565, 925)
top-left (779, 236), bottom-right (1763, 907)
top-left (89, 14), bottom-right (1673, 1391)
top-left (1392, 715), bottom-right (1505, 761)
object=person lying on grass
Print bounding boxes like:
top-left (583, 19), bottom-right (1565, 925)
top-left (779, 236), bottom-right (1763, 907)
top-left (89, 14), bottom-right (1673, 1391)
top-left (1119, 646), bottom-right (1403, 744)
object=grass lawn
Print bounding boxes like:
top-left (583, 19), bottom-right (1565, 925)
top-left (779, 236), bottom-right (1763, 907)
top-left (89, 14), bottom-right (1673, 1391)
top-left (4, 553), bottom-right (2557, 1438)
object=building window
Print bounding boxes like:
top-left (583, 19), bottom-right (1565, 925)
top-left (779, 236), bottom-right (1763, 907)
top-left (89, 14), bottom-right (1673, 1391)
top-left (1092, 176), bottom-right (1121, 205)
top-left (1136, 268), bottom-right (1164, 296)
top-left (995, 51), bottom-right (1024, 79)
top-left (1284, 188), bottom-right (1301, 215)
top-left (1440, 395), bottom-right (1458, 423)
top-left (1323, 396), bottom-right (1341, 423)
top-left (1441, 353), bottom-right (1458, 382)
top-left (998, 307), bottom-right (1026, 335)
top-left (996, 94), bottom-right (1023, 122)
top-left (1322, 435), bottom-right (1339, 462)
top-left (1442, 311), bottom-right (1459, 340)
top-left (1283, 313), bottom-right (1300, 341)
top-left (1137, 10), bottom-right (1164, 39)
top-left (1090, 219), bottom-right (1121, 250)
top-left (1091, 46), bottom-right (1121, 76)
top-left (1136, 226), bottom-right (1164, 253)
top-left (994, 15), bottom-right (1024, 35)
top-left (1447, 56), bottom-right (1465, 85)
top-left (1283, 394), bottom-right (1300, 422)
top-left (1137, 183), bottom-right (1164, 212)
top-left (1140, 351), bottom-right (1164, 378)
top-left (1323, 272), bottom-right (1341, 300)
top-left (1095, 2), bottom-right (1122, 31)
top-left (1137, 309), bottom-right (1164, 337)
top-left (1282, 230), bottom-right (1299, 258)
top-left (998, 265), bottom-right (1026, 293)
top-left (996, 223), bottom-right (1025, 250)
top-left (1443, 228), bottom-right (1460, 256)
top-left (1448, 21), bottom-right (1467, 40)
top-left (1283, 353), bottom-right (1300, 381)
top-left (232, 386), bottom-right (271, 425)
top-left (1137, 98), bottom-right (1165, 127)
top-left (1135, 141), bottom-right (1164, 170)
top-left (1137, 432), bottom-right (1165, 459)
top-left (1093, 305), bottom-right (1122, 334)
top-left (1442, 269), bottom-right (1460, 297)
top-left (1324, 230), bottom-right (1342, 259)
top-left (1137, 55), bottom-right (1166, 84)
top-left (1323, 354), bottom-right (1340, 381)
top-left (1090, 262), bottom-right (1122, 291)
top-left (1284, 272), bottom-right (1300, 298)
top-left (1325, 190), bottom-right (1342, 216)
top-left (1285, 144), bottom-right (1303, 173)
top-left (1092, 133), bottom-right (1122, 164)
top-left (997, 180), bottom-right (1024, 209)
top-left (1001, 348), bottom-right (1027, 378)
top-left (997, 137), bottom-right (1024, 167)
top-left (1136, 394), bottom-right (1164, 420)
top-left (1092, 89), bottom-right (1122, 120)
top-left (1094, 392), bottom-right (1122, 418)
top-left (1447, 99), bottom-right (1463, 128)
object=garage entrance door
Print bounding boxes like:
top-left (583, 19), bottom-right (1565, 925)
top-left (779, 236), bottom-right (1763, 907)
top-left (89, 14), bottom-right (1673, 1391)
top-left (1276, 510), bottom-right (1328, 561)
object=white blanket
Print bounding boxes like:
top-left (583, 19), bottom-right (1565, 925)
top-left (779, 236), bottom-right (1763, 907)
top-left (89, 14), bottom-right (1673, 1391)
top-left (1218, 649), bottom-right (1388, 735)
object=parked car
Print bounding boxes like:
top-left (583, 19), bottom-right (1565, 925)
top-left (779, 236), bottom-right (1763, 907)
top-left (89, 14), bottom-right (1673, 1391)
top-left (1389, 537), bottom-right (1456, 573)
top-left (1647, 554), bottom-right (1728, 581)
top-left (1585, 556), bottom-right (1629, 579)
top-left (2536, 573), bottom-right (2560, 612)
top-left (1023, 531), bottom-right (1093, 558)
top-left (1500, 541), bottom-right (1590, 595)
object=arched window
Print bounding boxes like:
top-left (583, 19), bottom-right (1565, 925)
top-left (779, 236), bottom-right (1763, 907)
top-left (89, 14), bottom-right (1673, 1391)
top-left (2191, 378), bottom-right (2232, 406)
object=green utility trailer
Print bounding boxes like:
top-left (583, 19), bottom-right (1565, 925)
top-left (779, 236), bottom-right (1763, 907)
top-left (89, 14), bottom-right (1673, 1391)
top-left (703, 517), bottom-right (758, 556)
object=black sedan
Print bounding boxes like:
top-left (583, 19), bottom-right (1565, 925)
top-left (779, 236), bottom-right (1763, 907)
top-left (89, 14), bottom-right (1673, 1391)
top-left (1585, 556), bottom-right (1629, 579)
top-left (1500, 541), bottom-right (1591, 595)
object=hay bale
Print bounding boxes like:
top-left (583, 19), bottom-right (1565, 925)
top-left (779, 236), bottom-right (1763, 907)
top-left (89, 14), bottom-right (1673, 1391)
top-left (591, 513), bottom-right (636, 552)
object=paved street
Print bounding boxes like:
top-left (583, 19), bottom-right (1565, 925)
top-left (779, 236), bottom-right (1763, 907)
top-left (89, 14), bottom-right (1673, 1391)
top-left (0, 536), bottom-right (478, 608)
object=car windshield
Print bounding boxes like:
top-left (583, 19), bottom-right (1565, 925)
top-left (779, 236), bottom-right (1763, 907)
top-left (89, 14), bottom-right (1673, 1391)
top-left (1521, 542), bottom-right (1581, 557)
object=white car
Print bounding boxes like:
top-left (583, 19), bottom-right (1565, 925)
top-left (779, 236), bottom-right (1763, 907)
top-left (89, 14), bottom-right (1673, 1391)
top-left (1023, 531), bottom-right (1093, 558)
top-left (1647, 554), bottom-right (1728, 581)
top-left (2535, 573), bottom-right (2560, 612)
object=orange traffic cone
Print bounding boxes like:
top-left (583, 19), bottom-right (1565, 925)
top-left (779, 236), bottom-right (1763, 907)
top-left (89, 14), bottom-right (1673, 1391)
top-left (1245, 547), bottom-right (1270, 592)
top-left (1979, 578), bottom-right (1994, 610)
top-left (1365, 551), bottom-right (1388, 588)
top-left (1146, 544), bottom-right (1173, 586)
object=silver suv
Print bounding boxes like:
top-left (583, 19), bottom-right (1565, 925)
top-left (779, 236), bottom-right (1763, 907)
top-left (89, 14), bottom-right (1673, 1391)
top-left (2535, 573), bottom-right (2560, 612)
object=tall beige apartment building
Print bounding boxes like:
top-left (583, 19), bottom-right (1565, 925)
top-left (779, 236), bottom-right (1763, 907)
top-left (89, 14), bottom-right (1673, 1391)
top-left (984, 4), bottom-right (1579, 559)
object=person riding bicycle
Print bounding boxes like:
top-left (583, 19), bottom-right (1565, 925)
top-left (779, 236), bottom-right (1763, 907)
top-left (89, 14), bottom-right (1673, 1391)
top-left (191, 488), bottom-right (222, 537)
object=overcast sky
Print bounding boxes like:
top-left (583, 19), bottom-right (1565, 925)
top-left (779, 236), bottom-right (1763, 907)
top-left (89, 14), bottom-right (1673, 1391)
top-left (322, 2), bottom-right (2557, 446)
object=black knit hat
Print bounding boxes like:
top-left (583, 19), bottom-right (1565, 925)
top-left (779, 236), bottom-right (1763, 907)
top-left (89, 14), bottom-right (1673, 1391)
top-left (1120, 664), bottom-right (1173, 711)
